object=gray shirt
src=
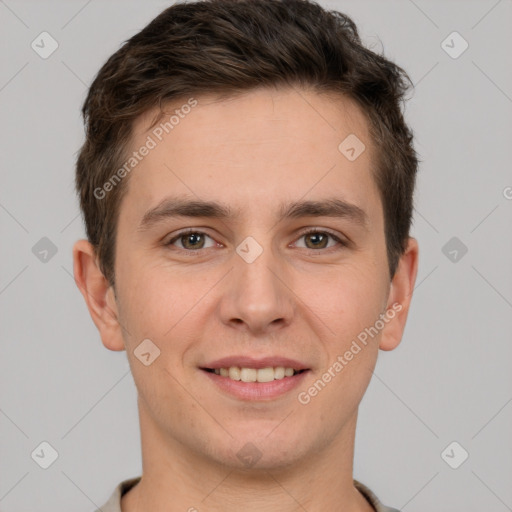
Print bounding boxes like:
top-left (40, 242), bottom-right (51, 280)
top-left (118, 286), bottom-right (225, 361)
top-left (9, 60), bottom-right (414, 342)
top-left (95, 476), bottom-right (401, 512)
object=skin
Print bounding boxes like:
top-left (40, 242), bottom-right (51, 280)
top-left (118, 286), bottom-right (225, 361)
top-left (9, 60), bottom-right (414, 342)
top-left (73, 86), bottom-right (418, 512)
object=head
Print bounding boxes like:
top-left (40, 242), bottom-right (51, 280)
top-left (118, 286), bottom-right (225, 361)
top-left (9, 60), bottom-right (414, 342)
top-left (73, 0), bottom-right (418, 472)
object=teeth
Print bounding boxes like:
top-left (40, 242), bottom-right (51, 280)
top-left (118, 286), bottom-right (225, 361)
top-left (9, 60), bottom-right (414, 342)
top-left (256, 367), bottom-right (274, 383)
top-left (228, 367), bottom-right (241, 381)
top-left (240, 368), bottom-right (257, 382)
top-left (213, 366), bottom-right (300, 382)
top-left (274, 366), bottom-right (285, 379)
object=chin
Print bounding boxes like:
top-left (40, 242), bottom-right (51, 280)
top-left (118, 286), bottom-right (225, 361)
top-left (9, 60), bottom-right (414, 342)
top-left (205, 428), bottom-right (311, 472)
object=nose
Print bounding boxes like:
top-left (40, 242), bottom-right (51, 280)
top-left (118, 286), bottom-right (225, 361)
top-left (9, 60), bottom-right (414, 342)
top-left (217, 243), bottom-right (295, 336)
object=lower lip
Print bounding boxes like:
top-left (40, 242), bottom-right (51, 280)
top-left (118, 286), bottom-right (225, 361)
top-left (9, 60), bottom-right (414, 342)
top-left (201, 369), bottom-right (310, 401)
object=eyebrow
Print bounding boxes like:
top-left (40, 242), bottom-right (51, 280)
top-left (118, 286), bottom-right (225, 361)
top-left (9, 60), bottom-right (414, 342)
top-left (137, 196), bottom-right (369, 231)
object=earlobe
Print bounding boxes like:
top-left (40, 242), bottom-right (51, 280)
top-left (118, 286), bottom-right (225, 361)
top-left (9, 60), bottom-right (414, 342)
top-left (379, 237), bottom-right (419, 351)
top-left (72, 239), bottom-right (126, 351)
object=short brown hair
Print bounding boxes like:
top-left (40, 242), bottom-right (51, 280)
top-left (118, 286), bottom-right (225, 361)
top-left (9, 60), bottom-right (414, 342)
top-left (76, 0), bottom-right (418, 287)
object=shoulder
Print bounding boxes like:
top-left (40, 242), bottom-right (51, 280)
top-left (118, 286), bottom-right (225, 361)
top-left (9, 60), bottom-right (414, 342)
top-left (354, 479), bottom-right (401, 512)
top-left (94, 476), bottom-right (141, 512)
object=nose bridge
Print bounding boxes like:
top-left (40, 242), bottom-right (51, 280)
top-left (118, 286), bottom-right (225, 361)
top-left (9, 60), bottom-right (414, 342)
top-left (221, 236), bottom-right (294, 332)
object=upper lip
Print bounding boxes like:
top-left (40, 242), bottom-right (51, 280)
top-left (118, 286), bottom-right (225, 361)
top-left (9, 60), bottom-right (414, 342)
top-left (201, 356), bottom-right (309, 371)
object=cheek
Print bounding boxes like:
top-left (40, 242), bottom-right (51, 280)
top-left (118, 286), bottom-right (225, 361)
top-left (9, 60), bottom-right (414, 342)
top-left (296, 337), bottom-right (378, 444)
top-left (115, 256), bottom-right (190, 336)
top-left (298, 263), bottom-right (388, 341)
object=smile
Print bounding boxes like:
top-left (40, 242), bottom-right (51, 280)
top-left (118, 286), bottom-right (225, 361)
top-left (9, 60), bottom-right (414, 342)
top-left (204, 366), bottom-right (305, 382)
top-left (199, 357), bottom-right (310, 400)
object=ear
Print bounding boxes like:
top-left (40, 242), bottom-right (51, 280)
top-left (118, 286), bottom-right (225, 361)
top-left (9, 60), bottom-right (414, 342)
top-left (72, 239), bottom-right (125, 351)
top-left (379, 237), bottom-right (419, 351)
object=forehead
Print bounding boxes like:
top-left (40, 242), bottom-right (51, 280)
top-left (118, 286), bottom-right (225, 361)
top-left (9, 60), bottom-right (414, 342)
top-left (121, 86), bottom-right (381, 224)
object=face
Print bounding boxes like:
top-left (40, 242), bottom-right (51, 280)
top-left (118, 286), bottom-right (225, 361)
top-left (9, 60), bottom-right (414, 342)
top-left (84, 86), bottom-right (416, 470)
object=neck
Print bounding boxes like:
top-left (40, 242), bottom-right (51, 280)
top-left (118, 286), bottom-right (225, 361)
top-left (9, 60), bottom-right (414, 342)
top-left (121, 396), bottom-right (373, 512)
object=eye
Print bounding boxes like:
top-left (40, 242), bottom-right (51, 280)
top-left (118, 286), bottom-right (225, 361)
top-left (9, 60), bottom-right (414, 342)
top-left (167, 230), bottom-right (218, 251)
top-left (165, 228), bottom-right (347, 253)
top-left (294, 229), bottom-right (345, 250)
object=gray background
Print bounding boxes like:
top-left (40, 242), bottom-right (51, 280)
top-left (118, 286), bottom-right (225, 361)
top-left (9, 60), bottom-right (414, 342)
top-left (1, 0), bottom-right (511, 510)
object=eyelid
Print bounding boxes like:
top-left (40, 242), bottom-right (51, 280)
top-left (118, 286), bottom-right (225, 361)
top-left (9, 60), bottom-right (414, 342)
top-left (295, 226), bottom-right (345, 239)
top-left (292, 227), bottom-right (348, 249)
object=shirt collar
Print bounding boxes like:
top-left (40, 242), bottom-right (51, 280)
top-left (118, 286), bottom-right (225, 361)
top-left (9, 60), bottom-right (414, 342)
top-left (97, 476), bottom-right (400, 512)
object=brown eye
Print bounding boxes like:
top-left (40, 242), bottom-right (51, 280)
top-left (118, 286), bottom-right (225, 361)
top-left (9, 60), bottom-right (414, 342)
top-left (294, 229), bottom-right (345, 251)
top-left (181, 232), bottom-right (205, 249)
top-left (304, 232), bottom-right (329, 249)
top-left (167, 231), bottom-right (216, 250)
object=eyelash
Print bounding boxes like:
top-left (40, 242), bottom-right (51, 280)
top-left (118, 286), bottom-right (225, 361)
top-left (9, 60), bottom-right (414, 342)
top-left (166, 228), bottom-right (347, 253)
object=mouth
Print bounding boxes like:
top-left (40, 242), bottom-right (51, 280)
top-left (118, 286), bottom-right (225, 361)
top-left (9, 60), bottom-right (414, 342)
top-left (202, 366), bottom-right (307, 382)
top-left (199, 357), bottom-right (310, 401)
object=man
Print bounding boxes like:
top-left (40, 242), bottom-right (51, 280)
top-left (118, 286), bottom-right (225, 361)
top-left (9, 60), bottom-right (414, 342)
top-left (73, 0), bottom-right (419, 510)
